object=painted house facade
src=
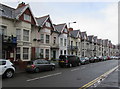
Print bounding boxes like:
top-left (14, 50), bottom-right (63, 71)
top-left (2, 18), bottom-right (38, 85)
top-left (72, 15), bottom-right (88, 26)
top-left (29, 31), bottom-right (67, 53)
top-left (54, 23), bottom-right (68, 56)
top-left (87, 35), bottom-right (94, 57)
top-left (32, 15), bottom-right (55, 60)
top-left (81, 32), bottom-right (88, 57)
top-left (68, 28), bottom-right (81, 57)
top-left (0, 2), bottom-right (37, 63)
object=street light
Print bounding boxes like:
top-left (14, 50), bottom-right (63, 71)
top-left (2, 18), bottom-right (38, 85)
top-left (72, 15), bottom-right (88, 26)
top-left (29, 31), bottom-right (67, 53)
top-left (68, 21), bottom-right (76, 28)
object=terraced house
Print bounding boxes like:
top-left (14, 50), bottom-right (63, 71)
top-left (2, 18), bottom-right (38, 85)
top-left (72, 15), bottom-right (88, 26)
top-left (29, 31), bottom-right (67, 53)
top-left (32, 15), bottom-right (55, 60)
top-left (54, 23), bottom-right (68, 56)
top-left (81, 31), bottom-right (88, 57)
top-left (68, 28), bottom-right (81, 57)
top-left (0, 2), bottom-right (118, 68)
top-left (87, 35), bottom-right (94, 57)
top-left (0, 2), bottom-right (38, 64)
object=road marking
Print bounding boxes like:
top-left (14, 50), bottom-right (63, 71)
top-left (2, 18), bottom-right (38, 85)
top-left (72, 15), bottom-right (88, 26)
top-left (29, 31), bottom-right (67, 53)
top-left (71, 68), bottom-right (80, 71)
top-left (79, 65), bottom-right (119, 89)
top-left (81, 67), bottom-right (85, 69)
top-left (27, 72), bottom-right (62, 82)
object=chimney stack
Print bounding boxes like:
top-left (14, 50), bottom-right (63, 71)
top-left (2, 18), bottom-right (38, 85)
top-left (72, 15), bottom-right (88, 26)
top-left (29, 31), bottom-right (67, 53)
top-left (69, 28), bottom-right (73, 31)
top-left (17, 2), bottom-right (26, 9)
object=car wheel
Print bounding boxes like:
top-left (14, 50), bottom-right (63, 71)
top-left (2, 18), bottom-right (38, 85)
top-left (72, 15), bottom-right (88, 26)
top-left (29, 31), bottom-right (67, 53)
top-left (35, 68), bottom-right (40, 73)
top-left (5, 70), bottom-right (14, 78)
top-left (69, 64), bottom-right (72, 67)
top-left (51, 66), bottom-right (55, 70)
top-left (78, 63), bottom-right (81, 66)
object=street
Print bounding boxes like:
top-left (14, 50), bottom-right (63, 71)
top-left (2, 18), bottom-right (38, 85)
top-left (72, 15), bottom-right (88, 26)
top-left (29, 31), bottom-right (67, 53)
top-left (2, 59), bottom-right (119, 89)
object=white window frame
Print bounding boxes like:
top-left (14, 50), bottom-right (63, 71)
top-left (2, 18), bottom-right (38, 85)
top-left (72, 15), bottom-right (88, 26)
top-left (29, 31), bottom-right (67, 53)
top-left (23, 47), bottom-right (29, 60)
top-left (40, 34), bottom-right (44, 43)
top-left (46, 35), bottom-right (50, 43)
top-left (23, 29), bottom-right (29, 41)
top-left (24, 14), bottom-right (31, 22)
top-left (45, 22), bottom-right (51, 27)
top-left (16, 29), bottom-right (21, 41)
top-left (60, 38), bottom-right (63, 46)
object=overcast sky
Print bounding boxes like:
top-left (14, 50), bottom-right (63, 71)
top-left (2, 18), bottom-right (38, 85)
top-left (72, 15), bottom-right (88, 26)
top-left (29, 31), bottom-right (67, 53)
top-left (1, 0), bottom-right (118, 44)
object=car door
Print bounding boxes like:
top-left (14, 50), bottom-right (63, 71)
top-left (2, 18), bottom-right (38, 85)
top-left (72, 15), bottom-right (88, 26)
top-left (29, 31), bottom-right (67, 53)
top-left (42, 60), bottom-right (50, 70)
top-left (0, 61), bottom-right (6, 75)
top-left (36, 60), bottom-right (45, 71)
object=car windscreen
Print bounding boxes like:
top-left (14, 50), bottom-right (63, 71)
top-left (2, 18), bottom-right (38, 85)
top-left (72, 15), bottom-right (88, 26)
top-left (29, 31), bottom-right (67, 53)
top-left (68, 56), bottom-right (75, 61)
top-left (80, 58), bottom-right (85, 60)
top-left (0, 61), bottom-right (6, 65)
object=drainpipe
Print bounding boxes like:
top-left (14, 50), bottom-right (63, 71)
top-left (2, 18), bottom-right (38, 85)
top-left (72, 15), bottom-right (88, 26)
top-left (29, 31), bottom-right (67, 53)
top-left (0, 34), bottom-right (2, 59)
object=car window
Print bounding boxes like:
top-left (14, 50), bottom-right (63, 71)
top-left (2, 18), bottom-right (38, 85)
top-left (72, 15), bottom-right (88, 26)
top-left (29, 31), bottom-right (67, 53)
top-left (42, 60), bottom-right (49, 64)
top-left (37, 60), bottom-right (44, 64)
top-left (0, 61), bottom-right (6, 65)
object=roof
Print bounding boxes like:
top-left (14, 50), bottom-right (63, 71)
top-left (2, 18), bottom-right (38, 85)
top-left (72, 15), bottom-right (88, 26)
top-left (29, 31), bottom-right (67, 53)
top-left (93, 36), bottom-right (97, 43)
top-left (0, 3), bottom-right (37, 25)
top-left (0, 3), bottom-right (15, 19)
top-left (69, 30), bottom-right (80, 38)
top-left (54, 23), bottom-right (66, 33)
top-left (81, 32), bottom-right (87, 40)
top-left (36, 15), bottom-right (49, 27)
top-left (88, 35), bottom-right (94, 42)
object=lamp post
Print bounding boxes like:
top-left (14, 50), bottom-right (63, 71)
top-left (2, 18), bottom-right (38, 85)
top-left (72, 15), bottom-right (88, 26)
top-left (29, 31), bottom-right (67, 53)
top-left (68, 21), bottom-right (76, 28)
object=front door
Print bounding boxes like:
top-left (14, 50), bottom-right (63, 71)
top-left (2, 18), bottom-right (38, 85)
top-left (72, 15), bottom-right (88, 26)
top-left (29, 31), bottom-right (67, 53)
top-left (53, 51), bottom-right (56, 59)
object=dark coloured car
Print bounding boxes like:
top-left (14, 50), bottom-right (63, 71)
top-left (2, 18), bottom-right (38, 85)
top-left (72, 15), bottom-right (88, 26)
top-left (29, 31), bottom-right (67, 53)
top-left (98, 56), bottom-right (103, 61)
top-left (25, 59), bottom-right (55, 73)
top-left (79, 57), bottom-right (89, 64)
top-left (79, 57), bottom-right (87, 64)
top-left (89, 57), bottom-right (98, 63)
top-left (89, 57), bottom-right (95, 63)
top-left (59, 55), bottom-right (81, 67)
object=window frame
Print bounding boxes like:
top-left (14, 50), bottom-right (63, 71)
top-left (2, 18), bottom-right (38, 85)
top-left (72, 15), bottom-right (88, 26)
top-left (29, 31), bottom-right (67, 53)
top-left (24, 14), bottom-right (31, 22)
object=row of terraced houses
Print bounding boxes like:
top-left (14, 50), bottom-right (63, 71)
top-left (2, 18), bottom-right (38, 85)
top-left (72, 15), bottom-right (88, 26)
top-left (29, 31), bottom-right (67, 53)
top-left (0, 2), bottom-right (119, 66)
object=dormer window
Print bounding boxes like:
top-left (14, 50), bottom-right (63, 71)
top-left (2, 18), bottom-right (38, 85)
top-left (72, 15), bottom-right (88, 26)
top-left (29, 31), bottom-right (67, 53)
top-left (46, 22), bottom-right (51, 27)
top-left (24, 14), bottom-right (31, 22)
top-left (63, 28), bottom-right (68, 33)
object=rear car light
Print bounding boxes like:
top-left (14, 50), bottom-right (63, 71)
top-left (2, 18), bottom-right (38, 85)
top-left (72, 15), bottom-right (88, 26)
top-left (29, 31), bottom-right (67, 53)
top-left (31, 64), bottom-right (35, 68)
top-left (66, 60), bottom-right (68, 63)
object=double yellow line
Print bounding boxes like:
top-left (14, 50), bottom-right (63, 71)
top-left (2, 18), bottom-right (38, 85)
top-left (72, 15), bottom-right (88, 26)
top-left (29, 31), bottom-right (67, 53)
top-left (79, 65), bottom-right (119, 89)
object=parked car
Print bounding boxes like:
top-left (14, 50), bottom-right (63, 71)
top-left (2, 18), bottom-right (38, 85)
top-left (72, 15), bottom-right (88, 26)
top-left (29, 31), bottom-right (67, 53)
top-left (0, 59), bottom-right (15, 78)
top-left (98, 56), bottom-right (103, 61)
top-left (101, 56), bottom-right (107, 61)
top-left (25, 59), bottom-right (55, 73)
top-left (79, 57), bottom-right (86, 65)
top-left (89, 57), bottom-right (95, 63)
top-left (59, 55), bottom-right (81, 67)
top-left (85, 57), bottom-right (90, 64)
top-left (89, 57), bottom-right (99, 62)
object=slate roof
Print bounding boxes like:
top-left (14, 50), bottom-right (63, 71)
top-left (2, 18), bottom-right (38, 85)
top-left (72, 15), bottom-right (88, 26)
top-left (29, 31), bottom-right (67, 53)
top-left (69, 30), bottom-right (80, 38)
top-left (54, 23), bottom-right (66, 33)
top-left (0, 3), bottom-right (37, 25)
top-left (97, 39), bottom-right (102, 45)
top-left (87, 35), bottom-right (94, 42)
top-left (36, 15), bottom-right (49, 27)
top-left (0, 3), bottom-right (15, 19)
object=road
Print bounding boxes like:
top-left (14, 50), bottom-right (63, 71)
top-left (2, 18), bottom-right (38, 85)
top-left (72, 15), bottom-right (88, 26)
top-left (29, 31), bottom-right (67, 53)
top-left (1, 59), bottom-right (119, 89)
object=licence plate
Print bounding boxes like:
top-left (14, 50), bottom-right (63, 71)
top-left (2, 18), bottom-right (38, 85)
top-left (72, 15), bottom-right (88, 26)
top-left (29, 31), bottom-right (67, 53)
top-left (60, 61), bottom-right (64, 62)
top-left (27, 65), bottom-right (31, 67)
